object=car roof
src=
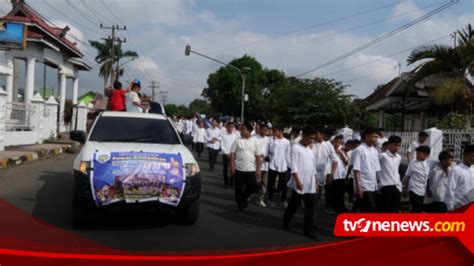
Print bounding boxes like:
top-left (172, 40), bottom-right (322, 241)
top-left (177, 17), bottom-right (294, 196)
top-left (99, 111), bottom-right (167, 120)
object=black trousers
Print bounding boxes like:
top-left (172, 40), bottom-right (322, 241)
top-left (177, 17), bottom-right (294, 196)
top-left (207, 148), bottom-right (219, 171)
top-left (409, 191), bottom-right (424, 213)
top-left (195, 142), bottom-right (204, 157)
top-left (359, 191), bottom-right (376, 212)
top-left (378, 185), bottom-right (401, 212)
top-left (234, 170), bottom-right (257, 209)
top-left (222, 154), bottom-right (234, 186)
top-left (346, 178), bottom-right (354, 199)
top-left (332, 179), bottom-right (346, 211)
top-left (267, 169), bottom-right (289, 202)
top-left (325, 182), bottom-right (333, 208)
top-left (283, 189), bottom-right (316, 234)
top-left (428, 201), bottom-right (447, 213)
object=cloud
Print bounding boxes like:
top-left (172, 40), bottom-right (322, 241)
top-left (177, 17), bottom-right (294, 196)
top-left (390, 0), bottom-right (426, 21)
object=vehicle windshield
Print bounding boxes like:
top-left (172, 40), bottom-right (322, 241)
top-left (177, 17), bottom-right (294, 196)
top-left (89, 116), bottom-right (181, 144)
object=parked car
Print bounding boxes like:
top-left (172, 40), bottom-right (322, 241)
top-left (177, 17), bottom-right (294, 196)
top-left (70, 111), bottom-right (201, 227)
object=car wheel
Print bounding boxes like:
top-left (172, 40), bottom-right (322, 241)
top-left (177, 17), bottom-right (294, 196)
top-left (176, 200), bottom-right (199, 225)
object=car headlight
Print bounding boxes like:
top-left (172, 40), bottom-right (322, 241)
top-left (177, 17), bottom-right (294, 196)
top-left (185, 163), bottom-right (200, 176)
top-left (79, 161), bottom-right (91, 175)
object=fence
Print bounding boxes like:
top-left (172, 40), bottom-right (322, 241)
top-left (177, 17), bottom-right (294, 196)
top-left (5, 102), bottom-right (35, 131)
top-left (386, 129), bottom-right (474, 161)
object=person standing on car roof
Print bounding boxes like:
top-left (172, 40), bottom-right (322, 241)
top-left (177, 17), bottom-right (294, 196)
top-left (110, 81), bottom-right (126, 111)
top-left (125, 79), bottom-right (145, 113)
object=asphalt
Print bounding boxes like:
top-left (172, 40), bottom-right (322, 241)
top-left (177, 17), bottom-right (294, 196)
top-left (0, 149), bottom-right (340, 253)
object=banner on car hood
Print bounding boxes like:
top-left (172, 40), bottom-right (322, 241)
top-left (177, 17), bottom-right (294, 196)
top-left (90, 151), bottom-right (186, 207)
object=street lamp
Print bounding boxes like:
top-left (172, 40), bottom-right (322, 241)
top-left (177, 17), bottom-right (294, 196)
top-left (185, 44), bottom-right (250, 122)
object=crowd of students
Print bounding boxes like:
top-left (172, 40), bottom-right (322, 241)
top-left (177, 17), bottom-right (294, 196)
top-left (174, 117), bottom-right (474, 240)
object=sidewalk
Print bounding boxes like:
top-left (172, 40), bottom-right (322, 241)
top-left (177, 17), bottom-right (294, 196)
top-left (0, 135), bottom-right (80, 169)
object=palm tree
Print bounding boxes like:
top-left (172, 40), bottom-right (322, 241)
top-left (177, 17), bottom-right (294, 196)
top-left (407, 23), bottom-right (474, 127)
top-left (89, 38), bottom-right (139, 88)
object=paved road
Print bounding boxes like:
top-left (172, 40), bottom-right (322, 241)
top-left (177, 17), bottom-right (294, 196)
top-left (0, 150), bottom-right (339, 252)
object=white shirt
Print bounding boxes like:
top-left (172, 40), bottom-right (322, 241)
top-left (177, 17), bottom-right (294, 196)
top-left (254, 135), bottom-right (270, 171)
top-left (174, 120), bottom-right (183, 133)
top-left (268, 137), bottom-right (291, 172)
top-left (428, 163), bottom-right (451, 203)
top-left (193, 128), bottom-right (206, 143)
top-left (221, 131), bottom-right (239, 155)
top-left (125, 91), bottom-right (142, 113)
top-left (288, 143), bottom-right (317, 194)
top-left (313, 141), bottom-right (337, 186)
top-left (406, 159), bottom-right (430, 197)
top-left (377, 151), bottom-right (402, 191)
top-left (290, 135), bottom-right (301, 147)
top-left (376, 137), bottom-right (388, 152)
top-left (407, 140), bottom-right (425, 160)
top-left (334, 152), bottom-right (347, 180)
top-left (352, 143), bottom-right (381, 192)
top-left (445, 163), bottom-right (474, 210)
top-left (206, 127), bottom-right (222, 150)
top-left (230, 137), bottom-right (260, 172)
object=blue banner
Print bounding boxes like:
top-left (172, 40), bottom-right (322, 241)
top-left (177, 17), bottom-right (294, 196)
top-left (91, 151), bottom-right (185, 207)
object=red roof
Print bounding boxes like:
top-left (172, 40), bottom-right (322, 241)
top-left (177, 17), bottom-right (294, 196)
top-left (0, 4), bottom-right (83, 57)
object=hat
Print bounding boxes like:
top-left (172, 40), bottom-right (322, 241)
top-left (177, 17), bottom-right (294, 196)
top-left (132, 79), bottom-right (141, 88)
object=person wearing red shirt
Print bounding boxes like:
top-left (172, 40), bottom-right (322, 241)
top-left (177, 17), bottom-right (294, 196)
top-left (110, 81), bottom-right (126, 111)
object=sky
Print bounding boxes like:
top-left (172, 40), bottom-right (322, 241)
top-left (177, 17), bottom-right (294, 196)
top-left (0, 0), bottom-right (472, 105)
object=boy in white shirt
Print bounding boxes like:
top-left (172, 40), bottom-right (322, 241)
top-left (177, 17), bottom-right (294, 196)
top-left (193, 121), bottom-right (206, 158)
top-left (427, 151), bottom-right (454, 212)
top-left (206, 119), bottom-right (222, 172)
top-left (221, 122), bottom-right (239, 188)
top-left (376, 128), bottom-right (389, 153)
top-left (403, 145), bottom-right (431, 213)
top-left (283, 126), bottom-right (319, 239)
top-left (254, 124), bottom-right (270, 207)
top-left (352, 128), bottom-right (381, 212)
top-left (230, 122), bottom-right (262, 213)
top-left (406, 131), bottom-right (429, 161)
top-left (267, 126), bottom-right (291, 207)
top-left (445, 145), bottom-right (474, 211)
top-left (377, 135), bottom-right (402, 212)
top-left (331, 135), bottom-right (349, 213)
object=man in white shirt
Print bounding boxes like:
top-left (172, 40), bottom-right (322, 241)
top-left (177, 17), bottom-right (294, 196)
top-left (221, 122), bottom-right (239, 188)
top-left (377, 135), bottom-right (402, 212)
top-left (427, 151), bottom-right (454, 212)
top-left (445, 145), bottom-right (474, 211)
top-left (352, 128), bottom-right (381, 212)
top-left (283, 126), bottom-right (319, 239)
top-left (193, 121), bottom-right (207, 158)
top-left (206, 119), bottom-right (222, 172)
top-left (267, 126), bottom-right (291, 207)
top-left (125, 81), bottom-right (145, 113)
top-left (376, 128), bottom-right (389, 153)
top-left (407, 131), bottom-right (429, 161)
top-left (254, 124), bottom-right (270, 207)
top-left (312, 127), bottom-right (338, 213)
top-left (230, 122), bottom-right (262, 213)
top-left (331, 135), bottom-right (349, 213)
top-left (403, 145), bottom-right (431, 213)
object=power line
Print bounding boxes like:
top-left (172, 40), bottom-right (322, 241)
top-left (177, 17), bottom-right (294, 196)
top-left (320, 34), bottom-right (452, 77)
top-left (211, 1), bottom-right (404, 55)
top-left (295, 0), bottom-right (461, 78)
top-left (65, 0), bottom-right (101, 26)
top-left (80, 0), bottom-right (110, 24)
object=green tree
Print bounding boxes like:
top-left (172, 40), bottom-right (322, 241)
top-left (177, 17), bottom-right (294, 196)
top-left (164, 104), bottom-right (190, 116)
top-left (89, 38), bottom-right (138, 87)
top-left (188, 99), bottom-right (216, 117)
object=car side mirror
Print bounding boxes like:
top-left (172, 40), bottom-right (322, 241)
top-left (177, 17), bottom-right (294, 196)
top-left (70, 130), bottom-right (86, 144)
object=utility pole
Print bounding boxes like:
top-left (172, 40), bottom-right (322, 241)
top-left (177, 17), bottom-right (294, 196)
top-left (158, 90), bottom-right (168, 106)
top-left (451, 31), bottom-right (457, 48)
top-left (148, 81), bottom-right (159, 102)
top-left (100, 24), bottom-right (126, 86)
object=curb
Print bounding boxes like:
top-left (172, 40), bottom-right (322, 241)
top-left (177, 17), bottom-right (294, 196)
top-left (0, 146), bottom-right (70, 169)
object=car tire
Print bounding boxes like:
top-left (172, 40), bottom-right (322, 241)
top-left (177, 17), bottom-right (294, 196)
top-left (72, 183), bottom-right (97, 228)
top-left (176, 200), bottom-right (199, 225)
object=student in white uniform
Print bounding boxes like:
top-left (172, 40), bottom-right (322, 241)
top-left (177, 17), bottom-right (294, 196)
top-left (331, 135), bottom-right (349, 213)
top-left (445, 145), bottom-right (474, 211)
top-left (403, 145), bottom-right (431, 213)
top-left (206, 119), bottom-right (222, 172)
top-left (193, 121), bottom-right (206, 158)
top-left (312, 127), bottom-right (338, 213)
top-left (267, 126), bottom-right (291, 207)
top-left (427, 151), bottom-right (454, 212)
top-left (345, 139), bottom-right (361, 205)
top-left (406, 131), bottom-right (429, 161)
top-left (376, 128), bottom-right (389, 153)
top-left (254, 124), bottom-right (270, 207)
top-left (352, 128), bottom-right (381, 212)
top-left (283, 126), bottom-right (318, 239)
top-left (124, 81), bottom-right (144, 113)
top-left (230, 122), bottom-right (262, 213)
top-left (377, 135), bottom-right (402, 212)
top-left (221, 122), bottom-right (239, 188)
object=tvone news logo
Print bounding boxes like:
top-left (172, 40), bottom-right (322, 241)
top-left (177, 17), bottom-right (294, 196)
top-left (342, 218), bottom-right (465, 233)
